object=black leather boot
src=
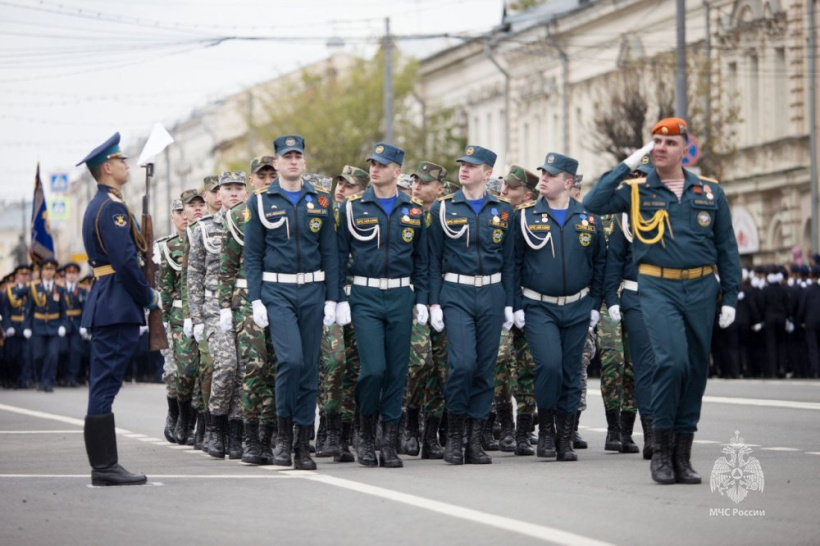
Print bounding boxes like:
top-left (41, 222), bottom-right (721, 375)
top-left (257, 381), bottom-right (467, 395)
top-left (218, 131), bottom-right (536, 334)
top-left (357, 414), bottom-right (378, 467)
top-left (555, 412), bottom-right (578, 461)
top-left (259, 422), bottom-right (275, 465)
top-left (514, 413), bottom-right (535, 456)
top-left (496, 401), bottom-right (516, 452)
top-left (620, 411), bottom-right (640, 453)
top-left (573, 411), bottom-right (588, 449)
top-left (528, 411), bottom-right (538, 444)
top-left (402, 407), bottom-right (421, 457)
top-left (164, 397), bottom-right (179, 443)
top-left (174, 399), bottom-right (192, 445)
top-left (640, 414), bottom-right (654, 460)
top-left (315, 411), bottom-right (327, 456)
top-left (84, 413), bottom-right (147, 486)
top-left (228, 419), bottom-right (244, 459)
top-left (242, 421), bottom-right (263, 465)
top-left (444, 413), bottom-right (465, 465)
top-left (319, 411), bottom-right (342, 458)
top-left (482, 412), bottom-right (499, 451)
top-left (334, 420), bottom-right (355, 463)
top-left (273, 416), bottom-right (293, 466)
top-left (379, 420), bottom-right (404, 468)
top-left (464, 418), bottom-right (492, 464)
top-left (421, 415), bottom-right (444, 459)
top-left (439, 411), bottom-right (448, 448)
top-left (672, 432), bottom-right (702, 484)
top-left (395, 412), bottom-right (406, 454)
top-left (352, 410), bottom-right (360, 450)
top-left (294, 424), bottom-right (317, 470)
top-left (650, 428), bottom-right (675, 484)
top-left (194, 411), bottom-right (206, 450)
top-left (208, 414), bottom-right (228, 459)
top-left (536, 410), bottom-right (556, 458)
top-left (604, 409), bottom-right (622, 452)
top-left (185, 409), bottom-right (196, 446)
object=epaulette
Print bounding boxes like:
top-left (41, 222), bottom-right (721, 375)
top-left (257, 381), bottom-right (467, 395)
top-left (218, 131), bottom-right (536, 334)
top-left (699, 175), bottom-right (720, 185)
top-left (438, 193), bottom-right (454, 201)
top-left (196, 214), bottom-right (214, 225)
top-left (108, 193), bottom-right (123, 204)
top-left (348, 193), bottom-right (363, 202)
top-left (315, 187), bottom-right (330, 194)
top-left (410, 197), bottom-right (423, 206)
top-left (621, 177), bottom-right (647, 188)
top-left (516, 201), bottom-right (536, 210)
top-left (497, 196), bottom-right (511, 204)
top-left (255, 185), bottom-right (269, 195)
top-left (155, 234), bottom-right (173, 244)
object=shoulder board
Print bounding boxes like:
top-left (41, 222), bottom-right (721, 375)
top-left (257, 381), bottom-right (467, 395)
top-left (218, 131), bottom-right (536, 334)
top-left (698, 176), bottom-right (720, 185)
top-left (497, 196), bottom-right (511, 204)
top-left (108, 193), bottom-right (123, 204)
top-left (230, 202), bottom-right (246, 212)
top-left (199, 214), bottom-right (214, 223)
top-left (516, 201), bottom-right (536, 210)
top-left (167, 234), bottom-right (180, 243)
top-left (255, 185), bottom-right (269, 195)
top-left (410, 197), bottom-right (423, 206)
top-left (315, 187), bottom-right (330, 194)
top-left (438, 194), bottom-right (454, 201)
top-left (155, 234), bottom-right (173, 244)
top-left (347, 194), bottom-right (363, 202)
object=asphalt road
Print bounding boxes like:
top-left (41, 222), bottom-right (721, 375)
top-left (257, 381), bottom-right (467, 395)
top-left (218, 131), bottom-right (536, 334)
top-left (1, 378), bottom-right (818, 546)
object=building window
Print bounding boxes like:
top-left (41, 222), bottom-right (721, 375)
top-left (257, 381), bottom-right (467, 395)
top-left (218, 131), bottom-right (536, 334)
top-left (774, 47), bottom-right (787, 137)
top-left (747, 52), bottom-right (759, 145)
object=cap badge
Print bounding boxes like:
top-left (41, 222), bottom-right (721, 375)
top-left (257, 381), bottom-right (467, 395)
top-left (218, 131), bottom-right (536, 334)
top-left (375, 145), bottom-right (385, 154)
top-left (286, 137), bottom-right (296, 146)
top-left (465, 147), bottom-right (475, 156)
top-left (547, 155), bottom-right (555, 164)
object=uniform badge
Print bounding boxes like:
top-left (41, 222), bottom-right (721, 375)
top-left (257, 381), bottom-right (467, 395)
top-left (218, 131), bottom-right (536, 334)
top-left (492, 228), bottom-right (504, 244)
top-left (410, 207), bottom-right (422, 216)
top-left (425, 212), bottom-right (432, 228)
top-left (697, 211), bottom-right (711, 227)
top-left (286, 137), bottom-right (296, 146)
top-left (318, 195), bottom-right (329, 208)
top-left (309, 217), bottom-right (322, 233)
top-left (493, 216), bottom-right (500, 224)
top-left (402, 227), bottom-right (414, 243)
top-left (694, 186), bottom-right (702, 195)
top-left (582, 220), bottom-right (589, 227)
top-left (307, 202), bottom-right (314, 209)
top-left (113, 214), bottom-right (127, 228)
top-left (579, 232), bottom-right (591, 246)
top-left (465, 146), bottom-right (475, 156)
top-left (402, 215), bottom-right (410, 223)
top-left (542, 214), bottom-right (548, 222)
top-left (500, 211), bottom-right (509, 221)
top-left (547, 155), bottom-right (555, 164)
top-left (243, 208), bottom-right (251, 222)
top-left (375, 145), bottom-right (385, 154)
top-left (707, 193), bottom-right (714, 200)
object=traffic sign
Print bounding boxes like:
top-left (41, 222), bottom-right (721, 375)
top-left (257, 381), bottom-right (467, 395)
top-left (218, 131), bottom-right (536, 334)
top-left (681, 135), bottom-right (701, 167)
top-left (50, 173), bottom-right (69, 193)
top-left (49, 196), bottom-right (70, 221)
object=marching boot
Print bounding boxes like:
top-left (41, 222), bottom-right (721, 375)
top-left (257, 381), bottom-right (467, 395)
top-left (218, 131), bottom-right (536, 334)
top-left (84, 413), bottom-right (147, 486)
top-left (481, 412), bottom-right (499, 451)
top-left (315, 411), bottom-right (328, 456)
top-left (640, 414), bottom-right (654, 460)
top-left (394, 412), bottom-right (406, 454)
top-left (650, 428), bottom-right (676, 484)
top-left (439, 411), bottom-right (448, 448)
top-left (402, 408), bottom-right (421, 457)
top-left (357, 414), bottom-right (378, 467)
top-left (352, 410), bottom-right (360, 450)
top-left (241, 421), bottom-right (263, 465)
top-left (619, 411), bottom-right (640, 454)
top-left (536, 410), bottom-right (556, 458)
top-left (496, 401), bottom-right (516, 452)
top-left (259, 422), bottom-right (275, 465)
top-left (293, 424), bottom-right (317, 470)
top-left (228, 419), bottom-right (244, 459)
top-left (379, 420), bottom-right (404, 468)
top-left (334, 420), bottom-right (355, 463)
top-left (197, 411), bottom-right (210, 451)
top-left (194, 408), bottom-right (206, 450)
top-left (208, 414), bottom-right (228, 459)
top-left (320, 411), bottom-right (342, 458)
top-left (672, 432), bottom-right (702, 484)
top-left (464, 418), bottom-right (492, 464)
top-left (604, 409), bottom-right (623, 452)
top-left (528, 411), bottom-right (538, 444)
top-left (514, 413), bottom-right (535, 456)
top-left (273, 416), bottom-right (293, 467)
top-left (555, 412), bottom-right (578, 461)
top-left (164, 397), bottom-right (179, 443)
top-left (443, 413), bottom-right (465, 465)
top-left (186, 409), bottom-right (196, 446)
top-left (573, 411), bottom-right (588, 449)
top-left (421, 415), bottom-right (444, 460)
top-left (174, 399), bottom-right (192, 445)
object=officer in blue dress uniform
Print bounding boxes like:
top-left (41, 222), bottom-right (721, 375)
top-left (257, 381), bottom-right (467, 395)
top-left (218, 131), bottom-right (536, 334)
top-left (244, 135), bottom-right (340, 470)
top-left (78, 132), bottom-right (161, 486)
top-left (514, 153), bottom-right (605, 462)
top-left (336, 142), bottom-right (429, 468)
top-left (61, 262), bottom-right (88, 387)
top-left (25, 258), bottom-right (67, 392)
top-left (428, 145), bottom-right (515, 465)
top-left (583, 118), bottom-right (741, 484)
top-left (2, 265), bottom-right (32, 388)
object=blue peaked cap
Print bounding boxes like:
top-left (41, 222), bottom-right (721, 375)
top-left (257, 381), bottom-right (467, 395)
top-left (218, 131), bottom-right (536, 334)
top-left (367, 142), bottom-right (405, 166)
top-left (76, 132), bottom-right (127, 168)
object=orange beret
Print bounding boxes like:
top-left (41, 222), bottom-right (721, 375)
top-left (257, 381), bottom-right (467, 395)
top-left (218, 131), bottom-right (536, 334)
top-left (651, 117), bottom-right (688, 136)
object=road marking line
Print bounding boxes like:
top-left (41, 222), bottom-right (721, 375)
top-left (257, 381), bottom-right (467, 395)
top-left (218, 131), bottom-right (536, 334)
top-left (125, 433), bottom-right (146, 438)
top-left (760, 447), bottom-right (801, 451)
top-left (138, 437), bottom-right (163, 442)
top-left (0, 403), bottom-right (132, 434)
top-left (168, 445), bottom-right (193, 450)
top-left (806, 452), bottom-right (820, 455)
top-left (693, 440), bottom-right (720, 444)
top-left (0, 474), bottom-right (299, 479)
top-left (0, 430), bottom-right (82, 434)
top-left (303, 474), bottom-right (614, 546)
top-left (587, 390), bottom-right (820, 411)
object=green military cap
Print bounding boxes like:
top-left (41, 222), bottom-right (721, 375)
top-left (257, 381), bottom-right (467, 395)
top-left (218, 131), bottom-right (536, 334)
top-left (203, 175), bottom-right (220, 192)
top-left (219, 170), bottom-right (247, 185)
top-left (398, 174), bottom-right (414, 190)
top-left (505, 165), bottom-right (539, 192)
top-left (444, 179), bottom-right (461, 194)
top-left (486, 176), bottom-right (503, 195)
top-left (410, 161), bottom-right (447, 183)
top-left (171, 198), bottom-right (183, 212)
top-left (251, 155), bottom-right (276, 174)
top-left (181, 188), bottom-right (205, 204)
top-left (304, 173), bottom-right (332, 191)
top-left (336, 165), bottom-right (369, 189)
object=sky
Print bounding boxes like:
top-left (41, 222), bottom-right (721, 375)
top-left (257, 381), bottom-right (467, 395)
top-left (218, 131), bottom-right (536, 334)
top-left (0, 0), bottom-right (506, 204)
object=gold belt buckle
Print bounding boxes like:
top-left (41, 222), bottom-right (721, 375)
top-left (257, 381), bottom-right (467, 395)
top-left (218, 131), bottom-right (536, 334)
top-left (680, 269), bottom-right (690, 280)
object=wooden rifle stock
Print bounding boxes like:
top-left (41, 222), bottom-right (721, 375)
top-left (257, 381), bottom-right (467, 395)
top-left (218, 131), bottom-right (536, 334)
top-left (142, 167), bottom-right (168, 351)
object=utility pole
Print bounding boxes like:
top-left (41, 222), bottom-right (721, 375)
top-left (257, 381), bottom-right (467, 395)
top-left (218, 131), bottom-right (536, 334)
top-left (384, 17), bottom-right (393, 143)
top-left (675, 0), bottom-right (688, 121)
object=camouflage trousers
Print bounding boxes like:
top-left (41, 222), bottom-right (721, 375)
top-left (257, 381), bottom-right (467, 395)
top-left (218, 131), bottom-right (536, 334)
top-left (578, 329), bottom-right (596, 412)
top-left (320, 323), bottom-right (359, 422)
top-left (598, 308), bottom-right (636, 413)
top-left (237, 301), bottom-right (277, 424)
top-left (203, 299), bottom-right (242, 420)
top-left (493, 326), bottom-right (536, 415)
top-left (171, 309), bottom-right (198, 402)
top-left (197, 328), bottom-right (213, 411)
top-left (404, 323), bottom-right (446, 419)
top-left (162, 322), bottom-right (176, 399)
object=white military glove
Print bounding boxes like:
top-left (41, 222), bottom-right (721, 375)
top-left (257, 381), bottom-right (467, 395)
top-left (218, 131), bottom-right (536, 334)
top-left (79, 327), bottom-right (88, 339)
top-left (624, 141), bottom-right (655, 171)
top-left (718, 306), bottom-right (736, 329)
top-left (785, 319), bottom-right (795, 333)
top-left (58, 326), bottom-right (66, 337)
top-left (23, 328), bottom-right (32, 339)
top-left (5, 327), bottom-right (14, 337)
top-left (430, 305), bottom-right (445, 333)
top-left (752, 322), bottom-right (763, 332)
top-left (335, 301), bottom-right (352, 326)
top-left (415, 304), bottom-right (429, 326)
top-left (513, 309), bottom-right (525, 329)
top-left (323, 301), bottom-right (337, 327)
top-left (139, 325), bottom-right (149, 336)
top-left (252, 300), bottom-right (269, 329)
top-left (219, 308), bottom-right (233, 333)
top-left (502, 306), bottom-right (514, 331)
top-left (608, 304), bottom-right (622, 323)
top-left (590, 309), bottom-right (601, 329)
top-left (148, 289), bottom-right (162, 311)
top-left (183, 318), bottom-right (193, 338)
top-left (193, 323), bottom-right (205, 343)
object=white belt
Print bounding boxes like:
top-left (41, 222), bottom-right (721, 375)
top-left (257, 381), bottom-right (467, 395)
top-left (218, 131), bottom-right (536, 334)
top-left (443, 272), bottom-right (501, 288)
top-left (352, 276), bottom-right (411, 290)
top-left (522, 286), bottom-right (589, 306)
top-left (236, 279), bottom-right (248, 289)
top-left (262, 270), bottom-right (325, 285)
top-left (621, 280), bottom-right (638, 292)
top-left (205, 289), bottom-right (216, 297)
top-left (172, 300), bottom-right (182, 308)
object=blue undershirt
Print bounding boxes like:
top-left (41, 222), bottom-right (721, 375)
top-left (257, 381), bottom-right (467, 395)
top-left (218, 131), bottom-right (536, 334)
top-left (467, 198), bottom-right (485, 215)
top-left (552, 207), bottom-right (568, 227)
top-left (377, 195), bottom-right (398, 217)
top-left (282, 189), bottom-right (301, 206)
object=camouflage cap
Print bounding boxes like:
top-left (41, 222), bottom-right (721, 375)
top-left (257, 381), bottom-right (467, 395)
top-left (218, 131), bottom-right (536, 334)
top-left (444, 179), bottom-right (461, 194)
top-left (410, 161), bottom-right (446, 183)
top-left (251, 155), bottom-right (276, 174)
top-left (303, 173), bottom-right (332, 191)
top-left (219, 170), bottom-right (247, 186)
top-left (571, 174), bottom-right (583, 189)
top-left (181, 188), bottom-right (205, 204)
top-left (504, 165), bottom-right (538, 191)
top-left (398, 174), bottom-right (414, 190)
top-left (203, 175), bottom-right (220, 192)
top-left (336, 165), bottom-right (369, 189)
top-left (171, 198), bottom-right (184, 212)
top-left (486, 176), bottom-right (503, 195)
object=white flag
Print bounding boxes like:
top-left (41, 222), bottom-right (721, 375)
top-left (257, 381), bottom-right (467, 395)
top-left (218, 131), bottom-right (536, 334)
top-left (138, 123), bottom-right (174, 167)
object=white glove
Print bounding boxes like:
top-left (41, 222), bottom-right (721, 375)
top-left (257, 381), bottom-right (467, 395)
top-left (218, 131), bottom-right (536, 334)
top-left (430, 306), bottom-right (445, 333)
top-left (502, 306), bottom-right (514, 331)
top-left (219, 308), bottom-right (233, 333)
top-left (193, 323), bottom-right (205, 343)
top-left (513, 309), bottom-right (525, 329)
top-left (252, 300), bottom-right (268, 329)
top-left (590, 309), bottom-right (601, 329)
top-left (624, 141), bottom-right (655, 171)
top-left (58, 326), bottom-right (66, 338)
top-left (785, 319), bottom-right (795, 333)
top-left (23, 328), bottom-right (32, 339)
top-left (336, 301), bottom-right (351, 326)
top-left (415, 304), bottom-right (429, 326)
top-left (139, 325), bottom-right (149, 336)
top-left (183, 318), bottom-right (193, 338)
top-left (718, 306), bottom-right (736, 329)
top-left (752, 322), bottom-right (763, 332)
top-left (608, 304), bottom-right (621, 323)
top-left (79, 327), bottom-right (88, 338)
top-left (323, 301), bottom-right (337, 328)
top-left (5, 327), bottom-right (14, 337)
